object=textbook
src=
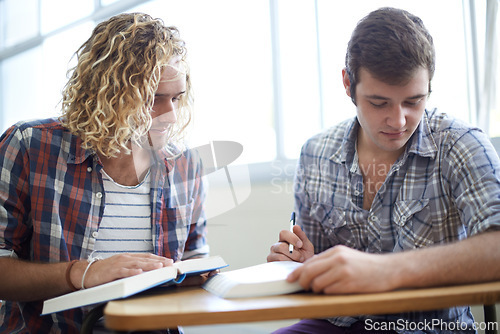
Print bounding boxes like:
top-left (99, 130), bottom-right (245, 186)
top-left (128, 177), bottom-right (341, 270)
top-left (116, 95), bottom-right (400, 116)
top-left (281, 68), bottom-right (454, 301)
top-left (202, 261), bottom-right (304, 298)
top-left (42, 255), bottom-right (228, 315)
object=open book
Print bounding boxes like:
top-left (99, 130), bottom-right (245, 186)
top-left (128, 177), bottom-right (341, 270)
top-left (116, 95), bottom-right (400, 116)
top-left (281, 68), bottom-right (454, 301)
top-left (42, 255), bottom-right (227, 315)
top-left (202, 261), bottom-right (303, 298)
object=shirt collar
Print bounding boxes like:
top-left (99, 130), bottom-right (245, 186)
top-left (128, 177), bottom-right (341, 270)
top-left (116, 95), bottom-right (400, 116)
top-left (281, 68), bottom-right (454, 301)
top-left (330, 110), bottom-right (438, 165)
top-left (330, 118), bottom-right (359, 165)
top-left (66, 133), bottom-right (94, 165)
top-left (406, 110), bottom-right (438, 159)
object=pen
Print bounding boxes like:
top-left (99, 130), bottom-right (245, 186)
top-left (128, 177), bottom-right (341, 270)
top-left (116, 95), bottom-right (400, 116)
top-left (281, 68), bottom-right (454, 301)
top-left (289, 212), bottom-right (296, 253)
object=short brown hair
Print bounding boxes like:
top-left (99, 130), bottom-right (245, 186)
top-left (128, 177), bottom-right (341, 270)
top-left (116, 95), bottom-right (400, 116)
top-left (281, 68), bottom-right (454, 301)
top-left (345, 7), bottom-right (435, 103)
top-left (61, 13), bottom-right (192, 157)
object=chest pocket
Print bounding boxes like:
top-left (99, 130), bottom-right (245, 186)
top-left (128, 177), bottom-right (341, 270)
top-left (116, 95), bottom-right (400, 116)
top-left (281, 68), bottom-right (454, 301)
top-left (393, 199), bottom-right (432, 250)
top-left (164, 200), bottom-right (194, 259)
top-left (311, 202), bottom-right (364, 249)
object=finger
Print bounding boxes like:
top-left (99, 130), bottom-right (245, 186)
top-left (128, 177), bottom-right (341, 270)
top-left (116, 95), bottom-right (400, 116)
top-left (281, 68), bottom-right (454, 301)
top-left (293, 225), bottom-right (315, 250)
top-left (288, 247), bottom-right (307, 262)
top-left (318, 279), bottom-right (345, 295)
top-left (126, 253), bottom-right (174, 266)
top-left (269, 242), bottom-right (303, 262)
top-left (286, 265), bottom-right (303, 282)
top-left (278, 230), bottom-right (302, 249)
top-left (137, 260), bottom-right (167, 271)
top-left (114, 267), bottom-right (145, 278)
top-left (295, 257), bottom-right (333, 290)
top-left (287, 263), bottom-right (328, 292)
top-left (107, 260), bottom-right (167, 281)
top-left (179, 274), bottom-right (208, 287)
top-left (110, 253), bottom-right (174, 269)
top-left (269, 242), bottom-right (288, 256)
top-left (267, 251), bottom-right (294, 262)
top-left (309, 266), bottom-right (341, 293)
top-left (207, 269), bottom-right (219, 277)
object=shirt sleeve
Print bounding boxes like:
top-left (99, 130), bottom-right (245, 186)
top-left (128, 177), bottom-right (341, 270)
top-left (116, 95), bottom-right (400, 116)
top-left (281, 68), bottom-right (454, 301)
top-left (0, 249), bottom-right (17, 257)
top-left (294, 140), bottom-right (335, 254)
top-left (0, 125), bottom-right (32, 259)
top-left (443, 128), bottom-right (500, 236)
top-left (181, 149), bottom-right (209, 259)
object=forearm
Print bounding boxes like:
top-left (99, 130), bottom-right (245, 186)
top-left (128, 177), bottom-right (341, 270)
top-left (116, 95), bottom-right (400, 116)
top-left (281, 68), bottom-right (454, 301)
top-left (0, 253), bottom-right (174, 302)
top-left (390, 230), bottom-right (500, 289)
top-left (0, 257), bottom-right (82, 301)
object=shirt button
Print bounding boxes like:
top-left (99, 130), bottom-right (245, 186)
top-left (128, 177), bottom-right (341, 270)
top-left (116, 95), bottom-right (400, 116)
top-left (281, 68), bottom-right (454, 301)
top-left (354, 190), bottom-right (360, 196)
top-left (92, 231), bottom-right (98, 238)
top-left (87, 167), bottom-right (92, 172)
top-left (96, 192), bottom-right (103, 199)
top-left (369, 215), bottom-right (378, 222)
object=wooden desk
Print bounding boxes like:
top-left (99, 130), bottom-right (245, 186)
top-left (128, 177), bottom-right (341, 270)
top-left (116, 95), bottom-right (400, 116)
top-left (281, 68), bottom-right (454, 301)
top-left (104, 281), bottom-right (500, 331)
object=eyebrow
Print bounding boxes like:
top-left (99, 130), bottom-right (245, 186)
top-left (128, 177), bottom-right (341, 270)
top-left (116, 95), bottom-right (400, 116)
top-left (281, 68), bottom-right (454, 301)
top-left (364, 94), bottom-right (427, 100)
top-left (155, 90), bottom-right (186, 97)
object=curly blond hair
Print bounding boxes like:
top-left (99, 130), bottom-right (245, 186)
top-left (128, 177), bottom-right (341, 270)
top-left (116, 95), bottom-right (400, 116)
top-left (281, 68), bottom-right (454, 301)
top-left (60, 13), bottom-right (192, 157)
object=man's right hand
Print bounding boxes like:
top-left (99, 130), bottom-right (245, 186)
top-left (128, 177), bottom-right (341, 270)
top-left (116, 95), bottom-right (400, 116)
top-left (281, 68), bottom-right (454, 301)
top-left (267, 225), bottom-right (314, 263)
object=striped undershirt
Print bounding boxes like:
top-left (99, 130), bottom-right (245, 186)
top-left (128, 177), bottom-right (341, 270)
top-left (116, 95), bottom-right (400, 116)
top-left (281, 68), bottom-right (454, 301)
top-left (93, 169), bottom-right (154, 258)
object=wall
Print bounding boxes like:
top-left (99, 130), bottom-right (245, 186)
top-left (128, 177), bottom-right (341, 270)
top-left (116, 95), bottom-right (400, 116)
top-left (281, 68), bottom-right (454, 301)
top-left (206, 179), bottom-right (295, 270)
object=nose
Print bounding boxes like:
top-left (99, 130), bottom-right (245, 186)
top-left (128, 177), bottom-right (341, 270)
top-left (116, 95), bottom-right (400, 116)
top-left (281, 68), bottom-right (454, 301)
top-left (386, 105), bottom-right (406, 129)
top-left (154, 109), bottom-right (177, 124)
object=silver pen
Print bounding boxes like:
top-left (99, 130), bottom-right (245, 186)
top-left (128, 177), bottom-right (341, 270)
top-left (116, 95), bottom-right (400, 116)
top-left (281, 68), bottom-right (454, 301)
top-left (289, 212), bottom-right (296, 253)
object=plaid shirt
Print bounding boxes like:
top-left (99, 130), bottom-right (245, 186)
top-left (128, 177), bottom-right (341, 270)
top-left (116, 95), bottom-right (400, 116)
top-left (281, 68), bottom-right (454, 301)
top-left (295, 109), bottom-right (500, 333)
top-left (0, 118), bottom-right (208, 333)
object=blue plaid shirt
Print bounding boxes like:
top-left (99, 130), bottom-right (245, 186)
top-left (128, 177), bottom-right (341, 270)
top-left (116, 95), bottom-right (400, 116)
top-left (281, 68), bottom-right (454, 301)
top-left (295, 109), bottom-right (500, 333)
top-left (0, 118), bottom-right (208, 333)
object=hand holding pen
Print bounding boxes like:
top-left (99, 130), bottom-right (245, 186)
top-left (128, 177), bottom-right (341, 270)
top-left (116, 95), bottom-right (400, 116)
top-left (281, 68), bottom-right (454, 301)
top-left (267, 211), bottom-right (315, 263)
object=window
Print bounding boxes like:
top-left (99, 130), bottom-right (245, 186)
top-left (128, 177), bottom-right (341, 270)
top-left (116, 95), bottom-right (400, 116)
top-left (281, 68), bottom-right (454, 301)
top-left (0, 0), bottom-right (497, 169)
top-left (131, 0), bottom-right (275, 164)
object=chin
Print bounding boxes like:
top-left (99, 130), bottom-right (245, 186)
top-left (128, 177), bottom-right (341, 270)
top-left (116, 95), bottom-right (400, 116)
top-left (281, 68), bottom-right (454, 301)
top-left (382, 140), bottom-right (409, 153)
top-left (147, 134), bottom-right (169, 150)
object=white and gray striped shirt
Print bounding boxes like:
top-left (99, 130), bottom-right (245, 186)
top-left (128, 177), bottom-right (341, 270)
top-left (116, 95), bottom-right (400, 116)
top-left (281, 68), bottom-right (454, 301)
top-left (93, 169), bottom-right (153, 258)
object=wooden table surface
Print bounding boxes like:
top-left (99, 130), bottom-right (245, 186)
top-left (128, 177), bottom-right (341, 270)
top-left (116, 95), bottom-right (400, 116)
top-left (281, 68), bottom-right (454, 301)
top-left (104, 281), bottom-right (500, 331)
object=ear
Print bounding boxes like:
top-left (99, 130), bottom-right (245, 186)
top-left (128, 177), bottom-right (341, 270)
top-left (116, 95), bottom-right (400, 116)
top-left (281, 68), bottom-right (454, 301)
top-left (342, 68), bottom-right (352, 98)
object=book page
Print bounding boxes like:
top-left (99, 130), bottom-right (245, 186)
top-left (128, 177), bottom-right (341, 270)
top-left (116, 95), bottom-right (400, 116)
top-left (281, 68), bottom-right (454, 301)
top-left (220, 261), bottom-right (302, 284)
top-left (203, 261), bottom-right (303, 298)
top-left (175, 255), bottom-right (228, 275)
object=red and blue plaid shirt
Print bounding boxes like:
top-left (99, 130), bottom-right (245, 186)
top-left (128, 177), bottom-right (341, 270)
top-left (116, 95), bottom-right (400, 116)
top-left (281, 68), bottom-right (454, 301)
top-left (0, 118), bottom-right (208, 333)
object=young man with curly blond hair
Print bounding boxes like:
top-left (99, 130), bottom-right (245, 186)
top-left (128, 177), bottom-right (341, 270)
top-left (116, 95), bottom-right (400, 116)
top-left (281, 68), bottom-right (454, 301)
top-left (268, 7), bottom-right (500, 333)
top-left (0, 13), bottom-right (208, 333)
